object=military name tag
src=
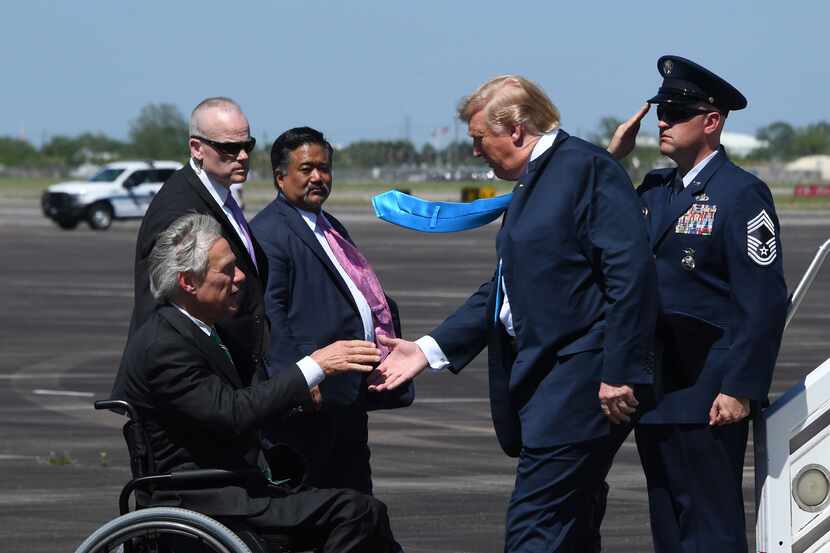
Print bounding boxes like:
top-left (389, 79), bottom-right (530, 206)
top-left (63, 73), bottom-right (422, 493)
top-left (676, 204), bottom-right (718, 236)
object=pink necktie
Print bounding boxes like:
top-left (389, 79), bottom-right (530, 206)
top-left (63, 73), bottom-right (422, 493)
top-left (317, 215), bottom-right (396, 358)
top-left (224, 192), bottom-right (258, 273)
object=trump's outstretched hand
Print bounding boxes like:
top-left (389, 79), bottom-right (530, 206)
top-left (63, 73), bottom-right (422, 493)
top-left (607, 103), bottom-right (650, 161)
top-left (368, 335), bottom-right (429, 392)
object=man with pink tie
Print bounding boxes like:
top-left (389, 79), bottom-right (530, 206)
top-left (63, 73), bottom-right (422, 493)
top-left (250, 127), bottom-right (413, 494)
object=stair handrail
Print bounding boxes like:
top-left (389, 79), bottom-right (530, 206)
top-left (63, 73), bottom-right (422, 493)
top-left (785, 238), bottom-right (830, 329)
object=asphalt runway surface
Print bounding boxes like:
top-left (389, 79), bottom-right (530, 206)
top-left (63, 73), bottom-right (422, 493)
top-left (1, 197), bottom-right (829, 552)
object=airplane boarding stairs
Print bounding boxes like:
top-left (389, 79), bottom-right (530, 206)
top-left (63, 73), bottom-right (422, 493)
top-left (756, 238), bottom-right (830, 553)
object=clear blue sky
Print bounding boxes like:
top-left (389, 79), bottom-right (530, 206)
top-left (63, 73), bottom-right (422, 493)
top-left (2, 1), bottom-right (827, 147)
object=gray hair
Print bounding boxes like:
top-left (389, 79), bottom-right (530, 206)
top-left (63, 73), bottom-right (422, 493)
top-left (148, 214), bottom-right (224, 303)
top-left (189, 97), bottom-right (243, 137)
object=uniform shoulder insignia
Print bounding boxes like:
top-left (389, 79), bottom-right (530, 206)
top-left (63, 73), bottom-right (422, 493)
top-left (747, 209), bottom-right (777, 266)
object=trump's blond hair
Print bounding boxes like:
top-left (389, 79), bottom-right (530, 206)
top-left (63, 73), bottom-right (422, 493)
top-left (458, 75), bottom-right (560, 136)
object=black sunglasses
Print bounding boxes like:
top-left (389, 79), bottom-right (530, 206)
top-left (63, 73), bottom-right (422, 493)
top-left (656, 105), bottom-right (713, 125)
top-left (191, 135), bottom-right (256, 157)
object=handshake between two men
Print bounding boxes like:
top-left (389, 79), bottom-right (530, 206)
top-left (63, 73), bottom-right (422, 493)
top-left (368, 335), bottom-right (640, 425)
top-left (306, 339), bottom-right (384, 410)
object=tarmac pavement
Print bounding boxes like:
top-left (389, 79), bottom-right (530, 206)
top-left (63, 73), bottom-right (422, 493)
top-left (0, 197), bottom-right (828, 552)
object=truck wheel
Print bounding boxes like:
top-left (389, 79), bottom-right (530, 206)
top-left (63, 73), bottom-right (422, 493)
top-left (56, 219), bottom-right (78, 230)
top-left (87, 202), bottom-right (113, 230)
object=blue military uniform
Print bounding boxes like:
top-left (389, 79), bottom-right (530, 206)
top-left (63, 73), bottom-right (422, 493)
top-left (635, 56), bottom-right (788, 553)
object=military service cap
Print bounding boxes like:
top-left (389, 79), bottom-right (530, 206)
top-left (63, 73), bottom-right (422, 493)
top-left (648, 55), bottom-right (747, 112)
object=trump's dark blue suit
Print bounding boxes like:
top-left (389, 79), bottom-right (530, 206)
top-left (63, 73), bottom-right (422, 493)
top-left (250, 195), bottom-right (412, 494)
top-left (635, 147), bottom-right (787, 553)
top-left (430, 130), bottom-right (658, 552)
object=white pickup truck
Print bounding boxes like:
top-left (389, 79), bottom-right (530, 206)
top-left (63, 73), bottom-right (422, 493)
top-left (41, 160), bottom-right (244, 230)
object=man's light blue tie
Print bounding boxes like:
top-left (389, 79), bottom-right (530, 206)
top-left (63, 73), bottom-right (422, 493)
top-left (372, 190), bottom-right (513, 233)
top-left (372, 189), bottom-right (513, 323)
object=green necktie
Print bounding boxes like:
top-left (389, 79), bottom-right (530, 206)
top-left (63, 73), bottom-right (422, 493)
top-left (209, 329), bottom-right (277, 483)
top-left (209, 328), bottom-right (233, 364)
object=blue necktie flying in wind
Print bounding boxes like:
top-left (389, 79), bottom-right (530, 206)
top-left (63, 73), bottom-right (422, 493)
top-left (371, 190), bottom-right (513, 233)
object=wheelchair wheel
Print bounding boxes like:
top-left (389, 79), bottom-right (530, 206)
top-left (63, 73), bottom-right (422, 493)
top-left (74, 507), bottom-right (253, 553)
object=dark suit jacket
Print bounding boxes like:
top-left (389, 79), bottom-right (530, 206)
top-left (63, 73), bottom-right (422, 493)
top-left (430, 130), bottom-right (658, 456)
top-left (128, 163), bottom-right (269, 384)
top-left (112, 304), bottom-right (310, 517)
top-left (250, 194), bottom-right (413, 411)
top-left (637, 147), bottom-right (787, 423)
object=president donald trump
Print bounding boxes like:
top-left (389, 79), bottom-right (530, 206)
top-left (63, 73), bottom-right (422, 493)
top-left (371, 75), bottom-right (658, 552)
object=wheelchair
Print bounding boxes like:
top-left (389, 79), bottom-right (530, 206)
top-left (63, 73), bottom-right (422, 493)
top-left (75, 399), bottom-right (320, 553)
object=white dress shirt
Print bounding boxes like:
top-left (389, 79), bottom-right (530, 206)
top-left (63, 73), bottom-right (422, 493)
top-left (173, 303), bottom-right (213, 337)
top-left (189, 158), bottom-right (254, 267)
top-left (416, 130), bottom-right (559, 370)
top-left (296, 208), bottom-right (376, 342)
top-left (680, 149), bottom-right (719, 187)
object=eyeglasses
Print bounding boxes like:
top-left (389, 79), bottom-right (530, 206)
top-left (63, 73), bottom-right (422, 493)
top-left (656, 105), bottom-right (713, 125)
top-left (191, 135), bottom-right (256, 157)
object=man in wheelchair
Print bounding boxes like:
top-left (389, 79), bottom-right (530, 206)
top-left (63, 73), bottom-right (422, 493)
top-left (111, 213), bottom-right (401, 553)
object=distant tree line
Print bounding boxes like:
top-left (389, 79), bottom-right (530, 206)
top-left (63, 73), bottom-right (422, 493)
top-left (0, 103), bottom-right (191, 170)
top-left (748, 121), bottom-right (830, 161)
top-left (0, 102), bottom-right (483, 177)
top-left (2, 102), bottom-right (828, 177)
top-left (332, 140), bottom-right (480, 168)
top-left (589, 116), bottom-right (830, 181)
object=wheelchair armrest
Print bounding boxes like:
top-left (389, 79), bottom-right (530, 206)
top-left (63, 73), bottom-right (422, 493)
top-left (119, 469), bottom-right (262, 515)
top-left (167, 468), bottom-right (260, 485)
top-left (95, 399), bottom-right (139, 421)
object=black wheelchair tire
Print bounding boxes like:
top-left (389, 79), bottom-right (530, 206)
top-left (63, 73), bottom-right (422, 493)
top-left (74, 506), bottom-right (253, 553)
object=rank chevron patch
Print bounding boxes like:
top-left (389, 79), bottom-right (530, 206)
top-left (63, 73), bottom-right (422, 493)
top-left (747, 209), bottom-right (777, 266)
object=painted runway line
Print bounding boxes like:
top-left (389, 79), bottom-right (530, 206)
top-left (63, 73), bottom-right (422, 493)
top-left (32, 389), bottom-right (94, 398)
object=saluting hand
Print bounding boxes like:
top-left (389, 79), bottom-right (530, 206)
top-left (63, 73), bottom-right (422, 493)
top-left (311, 340), bottom-right (381, 376)
top-left (599, 382), bottom-right (639, 424)
top-left (607, 103), bottom-right (650, 161)
top-left (368, 335), bottom-right (428, 392)
top-left (708, 393), bottom-right (750, 426)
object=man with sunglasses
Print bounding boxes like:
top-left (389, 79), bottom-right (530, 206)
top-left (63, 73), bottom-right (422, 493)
top-left (608, 56), bottom-right (788, 553)
top-left (127, 97), bottom-right (269, 386)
